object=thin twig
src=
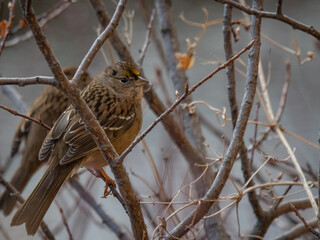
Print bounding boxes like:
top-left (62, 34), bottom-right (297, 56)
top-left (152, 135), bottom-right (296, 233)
top-left (136, 0), bottom-right (168, 67)
top-left (275, 60), bottom-right (290, 121)
top-left (0, 104), bottom-right (51, 130)
top-left (138, 8), bottom-right (156, 67)
top-left (154, 67), bottom-right (172, 106)
top-left (71, 0), bottom-right (126, 86)
top-left (215, 0), bottom-right (320, 40)
top-left (289, 203), bottom-right (320, 238)
top-left (55, 201), bottom-right (74, 240)
top-left (250, 102), bottom-right (260, 168)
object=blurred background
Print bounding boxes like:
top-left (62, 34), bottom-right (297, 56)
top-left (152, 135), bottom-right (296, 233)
top-left (0, 0), bottom-right (319, 239)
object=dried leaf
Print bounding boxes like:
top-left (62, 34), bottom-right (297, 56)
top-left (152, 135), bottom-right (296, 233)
top-left (0, 20), bottom-right (8, 38)
top-left (19, 19), bottom-right (27, 28)
top-left (175, 51), bottom-right (195, 70)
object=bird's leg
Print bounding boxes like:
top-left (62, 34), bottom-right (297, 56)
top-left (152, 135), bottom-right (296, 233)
top-left (99, 168), bottom-right (116, 197)
top-left (87, 168), bottom-right (116, 197)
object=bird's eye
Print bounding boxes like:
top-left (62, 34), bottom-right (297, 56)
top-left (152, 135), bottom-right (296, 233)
top-left (120, 77), bottom-right (128, 83)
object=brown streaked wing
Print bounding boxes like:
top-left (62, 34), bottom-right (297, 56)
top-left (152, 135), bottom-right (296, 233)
top-left (38, 108), bottom-right (75, 161)
top-left (58, 105), bottom-right (137, 165)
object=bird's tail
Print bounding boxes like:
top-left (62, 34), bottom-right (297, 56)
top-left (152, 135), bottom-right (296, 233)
top-left (0, 166), bottom-right (34, 216)
top-left (11, 160), bottom-right (74, 235)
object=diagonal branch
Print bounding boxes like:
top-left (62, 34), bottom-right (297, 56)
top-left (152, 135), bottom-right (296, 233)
top-left (164, 0), bottom-right (262, 237)
top-left (0, 104), bottom-right (50, 130)
top-left (18, 0), bottom-right (147, 238)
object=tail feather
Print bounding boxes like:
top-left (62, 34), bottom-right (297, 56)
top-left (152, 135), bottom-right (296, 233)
top-left (0, 167), bottom-right (33, 216)
top-left (11, 161), bottom-right (74, 235)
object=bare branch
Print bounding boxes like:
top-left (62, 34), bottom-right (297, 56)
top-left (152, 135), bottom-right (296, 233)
top-left (275, 60), bottom-right (290, 121)
top-left (289, 203), bottom-right (320, 238)
top-left (136, 0), bottom-right (167, 67)
top-left (55, 201), bottom-right (74, 240)
top-left (0, 104), bottom-right (50, 130)
top-left (0, 76), bottom-right (58, 87)
top-left (223, 1), bottom-right (263, 220)
top-left (216, 0), bottom-right (320, 40)
top-left (138, 8), bottom-right (156, 67)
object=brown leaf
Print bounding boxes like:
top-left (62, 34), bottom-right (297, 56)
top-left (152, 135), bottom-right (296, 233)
top-left (19, 19), bottom-right (27, 28)
top-left (0, 20), bottom-right (8, 38)
top-left (175, 51), bottom-right (195, 70)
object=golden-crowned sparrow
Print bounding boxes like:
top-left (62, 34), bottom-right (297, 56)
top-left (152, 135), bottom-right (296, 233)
top-left (11, 61), bottom-right (148, 235)
top-left (0, 67), bottom-right (92, 216)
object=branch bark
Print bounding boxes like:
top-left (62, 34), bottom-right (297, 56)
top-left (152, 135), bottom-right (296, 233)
top-left (223, 2), bottom-right (264, 221)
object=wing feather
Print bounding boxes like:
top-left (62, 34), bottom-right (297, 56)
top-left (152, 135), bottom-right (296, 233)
top-left (39, 81), bottom-right (137, 165)
top-left (38, 108), bottom-right (75, 161)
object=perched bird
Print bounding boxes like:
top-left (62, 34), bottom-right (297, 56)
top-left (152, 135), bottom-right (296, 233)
top-left (0, 67), bottom-right (92, 216)
top-left (11, 61), bottom-right (148, 235)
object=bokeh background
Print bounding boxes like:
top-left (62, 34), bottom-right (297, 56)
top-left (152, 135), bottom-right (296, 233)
top-left (0, 0), bottom-right (319, 239)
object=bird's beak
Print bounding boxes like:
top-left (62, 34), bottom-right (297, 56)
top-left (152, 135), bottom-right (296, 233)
top-left (135, 76), bottom-right (149, 86)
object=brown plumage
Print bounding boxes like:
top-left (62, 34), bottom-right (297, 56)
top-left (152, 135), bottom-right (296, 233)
top-left (0, 67), bottom-right (92, 216)
top-left (11, 61), bottom-right (148, 235)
